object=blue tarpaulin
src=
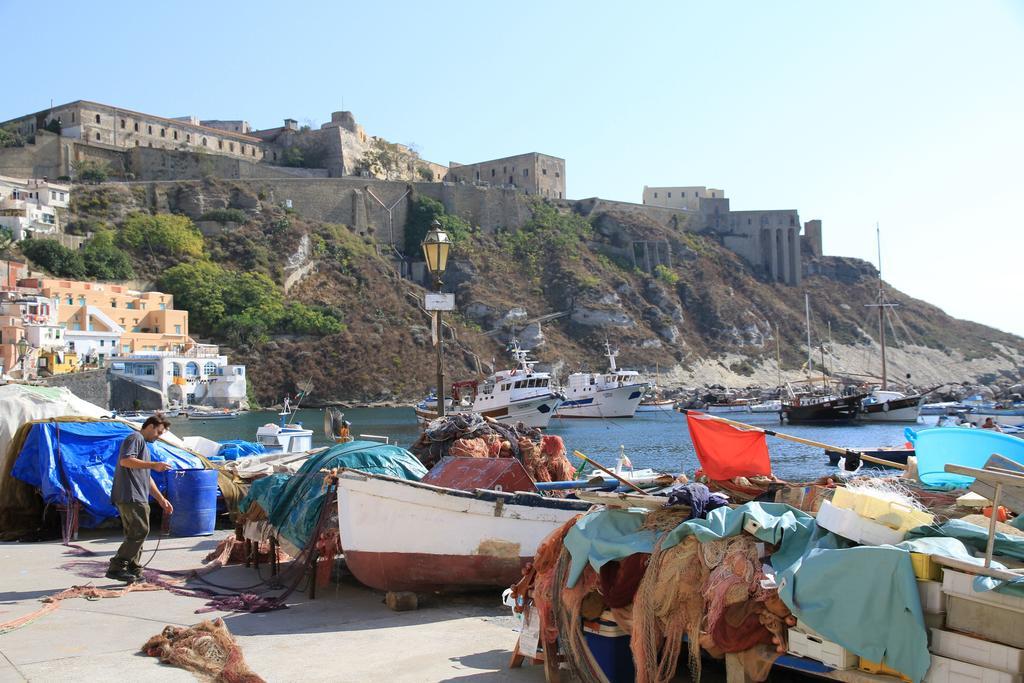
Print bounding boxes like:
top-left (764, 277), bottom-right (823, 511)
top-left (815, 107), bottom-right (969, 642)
top-left (217, 439), bottom-right (265, 461)
top-left (238, 440), bottom-right (427, 551)
top-left (11, 420), bottom-right (203, 527)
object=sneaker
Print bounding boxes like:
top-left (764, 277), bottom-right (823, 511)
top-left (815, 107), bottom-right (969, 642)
top-left (128, 565), bottom-right (144, 580)
top-left (105, 568), bottom-right (137, 584)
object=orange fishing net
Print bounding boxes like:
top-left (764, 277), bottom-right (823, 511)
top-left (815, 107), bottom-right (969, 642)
top-left (142, 618), bottom-right (264, 683)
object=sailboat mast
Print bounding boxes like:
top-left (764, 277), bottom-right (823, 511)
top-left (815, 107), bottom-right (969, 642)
top-left (804, 293), bottom-right (813, 372)
top-left (775, 324), bottom-right (781, 389)
top-left (877, 223), bottom-right (887, 391)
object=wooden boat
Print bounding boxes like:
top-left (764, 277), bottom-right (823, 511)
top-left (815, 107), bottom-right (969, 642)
top-left (335, 469), bottom-right (589, 592)
top-left (635, 398), bottom-right (676, 413)
top-left (780, 393), bottom-right (866, 424)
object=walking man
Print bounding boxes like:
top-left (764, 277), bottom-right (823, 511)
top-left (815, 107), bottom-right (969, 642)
top-left (106, 415), bottom-right (175, 583)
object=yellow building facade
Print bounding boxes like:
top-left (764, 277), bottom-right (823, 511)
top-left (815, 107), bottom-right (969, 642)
top-left (24, 278), bottom-right (190, 354)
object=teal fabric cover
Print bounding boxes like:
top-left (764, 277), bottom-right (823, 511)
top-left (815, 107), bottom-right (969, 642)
top-left (563, 503), bottom-right (932, 682)
top-left (238, 440), bottom-right (426, 550)
top-left (905, 518), bottom-right (1024, 561)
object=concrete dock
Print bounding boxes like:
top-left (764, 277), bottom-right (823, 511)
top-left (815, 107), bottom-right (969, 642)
top-left (0, 532), bottom-right (547, 682)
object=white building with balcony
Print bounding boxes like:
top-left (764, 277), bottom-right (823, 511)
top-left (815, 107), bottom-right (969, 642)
top-left (64, 305), bottom-right (123, 363)
top-left (110, 343), bottom-right (247, 409)
top-left (0, 176), bottom-right (70, 241)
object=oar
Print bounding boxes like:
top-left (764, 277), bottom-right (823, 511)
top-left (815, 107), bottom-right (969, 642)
top-left (678, 409), bottom-right (907, 471)
top-left (573, 450), bottom-right (648, 493)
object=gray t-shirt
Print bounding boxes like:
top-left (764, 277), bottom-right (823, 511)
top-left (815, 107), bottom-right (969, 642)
top-left (110, 431), bottom-right (152, 504)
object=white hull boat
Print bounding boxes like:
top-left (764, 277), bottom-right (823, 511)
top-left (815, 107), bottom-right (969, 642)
top-left (749, 400), bottom-right (782, 414)
top-left (419, 340), bottom-right (561, 429)
top-left (858, 390), bottom-right (924, 423)
top-left (964, 408), bottom-right (1024, 428)
top-left (635, 399), bottom-right (676, 414)
top-left (555, 342), bottom-right (647, 419)
top-left (556, 383), bottom-right (645, 418)
top-left (335, 470), bottom-right (589, 592)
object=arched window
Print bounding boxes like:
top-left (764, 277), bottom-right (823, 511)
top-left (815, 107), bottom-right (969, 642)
top-left (185, 362), bottom-right (199, 377)
top-left (94, 114), bottom-right (100, 124)
top-left (203, 361), bottom-right (217, 375)
top-left (202, 138), bottom-right (207, 147)
top-left (171, 362), bottom-right (182, 377)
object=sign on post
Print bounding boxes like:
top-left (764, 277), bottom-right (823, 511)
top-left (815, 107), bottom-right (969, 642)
top-left (425, 293), bottom-right (455, 311)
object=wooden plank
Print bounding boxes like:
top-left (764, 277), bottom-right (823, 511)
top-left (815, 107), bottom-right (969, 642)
top-left (930, 554), bottom-right (1024, 580)
top-left (575, 490), bottom-right (667, 510)
top-left (946, 464), bottom-right (1024, 487)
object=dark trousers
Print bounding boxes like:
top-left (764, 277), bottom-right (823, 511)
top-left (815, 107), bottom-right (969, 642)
top-left (110, 502), bottom-right (150, 571)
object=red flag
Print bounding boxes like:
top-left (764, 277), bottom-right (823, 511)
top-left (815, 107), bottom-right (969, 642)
top-left (685, 411), bottom-right (772, 480)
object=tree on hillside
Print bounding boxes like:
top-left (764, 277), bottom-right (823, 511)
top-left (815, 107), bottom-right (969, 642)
top-left (403, 196), bottom-right (472, 256)
top-left (119, 213), bottom-right (204, 257)
top-left (0, 125), bottom-right (24, 148)
top-left (0, 227), bottom-right (13, 253)
top-left (72, 159), bottom-right (109, 184)
top-left (19, 239), bottom-right (87, 279)
top-left (157, 261), bottom-right (227, 332)
top-left (81, 230), bottom-right (135, 280)
top-left (360, 138), bottom-right (406, 180)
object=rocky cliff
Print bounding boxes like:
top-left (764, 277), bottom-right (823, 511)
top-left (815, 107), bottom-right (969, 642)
top-left (47, 180), bottom-right (1024, 404)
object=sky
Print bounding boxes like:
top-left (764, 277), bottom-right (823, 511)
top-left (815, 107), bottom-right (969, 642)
top-left (3, 0), bottom-right (1022, 336)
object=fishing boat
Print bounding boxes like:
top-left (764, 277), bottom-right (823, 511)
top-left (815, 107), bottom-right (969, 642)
top-left (635, 397), bottom-right (676, 413)
top-left (335, 469), bottom-right (590, 592)
top-left (554, 342), bottom-right (648, 418)
top-left (780, 390), bottom-right (865, 424)
top-left (858, 389), bottom-right (925, 423)
top-left (255, 413), bottom-right (314, 453)
top-left (749, 399), bottom-right (782, 413)
top-left (414, 340), bottom-right (561, 428)
top-left (963, 405), bottom-right (1024, 428)
top-left (704, 399), bottom-right (753, 414)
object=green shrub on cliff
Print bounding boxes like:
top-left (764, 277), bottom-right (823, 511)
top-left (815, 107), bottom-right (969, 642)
top-left (20, 239), bottom-right (88, 279)
top-left (81, 230), bottom-right (135, 280)
top-left (119, 213), bottom-right (204, 257)
top-left (199, 208), bottom-right (247, 224)
top-left (403, 196), bottom-right (471, 256)
top-left (157, 260), bottom-right (343, 340)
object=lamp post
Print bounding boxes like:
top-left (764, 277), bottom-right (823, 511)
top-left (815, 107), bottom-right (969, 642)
top-left (16, 337), bottom-right (29, 377)
top-left (421, 219), bottom-right (452, 418)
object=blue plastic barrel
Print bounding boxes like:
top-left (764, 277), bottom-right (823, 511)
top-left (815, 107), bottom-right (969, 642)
top-left (166, 469), bottom-right (219, 536)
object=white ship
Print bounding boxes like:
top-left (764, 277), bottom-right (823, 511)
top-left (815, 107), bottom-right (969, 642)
top-left (554, 342), bottom-right (648, 419)
top-left (415, 340), bottom-right (561, 429)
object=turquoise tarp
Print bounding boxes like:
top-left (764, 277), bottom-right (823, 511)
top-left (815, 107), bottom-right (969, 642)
top-left (238, 440), bottom-right (426, 551)
top-left (564, 503), bottom-right (933, 682)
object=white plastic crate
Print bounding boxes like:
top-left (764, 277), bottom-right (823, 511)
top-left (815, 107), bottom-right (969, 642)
top-left (919, 579), bottom-right (944, 613)
top-left (925, 654), bottom-right (1022, 683)
top-left (930, 629), bottom-right (1024, 675)
top-left (816, 500), bottom-right (906, 546)
top-left (946, 596), bottom-right (1024, 649)
top-left (942, 570), bottom-right (1024, 613)
top-left (787, 627), bottom-right (858, 670)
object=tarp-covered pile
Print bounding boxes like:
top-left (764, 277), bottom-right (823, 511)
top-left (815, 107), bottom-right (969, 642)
top-left (7, 419), bottom-right (203, 529)
top-left (238, 440), bottom-right (426, 551)
top-left (410, 412), bottom-right (575, 483)
top-left (513, 499), bottom-right (1024, 683)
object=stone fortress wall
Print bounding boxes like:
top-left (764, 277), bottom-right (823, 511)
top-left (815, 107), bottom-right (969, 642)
top-left (0, 100), bottom-right (817, 285)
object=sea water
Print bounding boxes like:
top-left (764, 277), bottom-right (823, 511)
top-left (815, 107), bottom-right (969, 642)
top-left (168, 407), bottom-right (925, 481)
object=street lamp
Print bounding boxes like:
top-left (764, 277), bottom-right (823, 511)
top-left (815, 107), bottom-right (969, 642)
top-left (422, 220), bottom-right (451, 417)
top-left (16, 337), bottom-right (29, 376)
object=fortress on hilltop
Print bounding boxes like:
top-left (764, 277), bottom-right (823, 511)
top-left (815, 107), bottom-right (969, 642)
top-left (1, 100), bottom-right (818, 285)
